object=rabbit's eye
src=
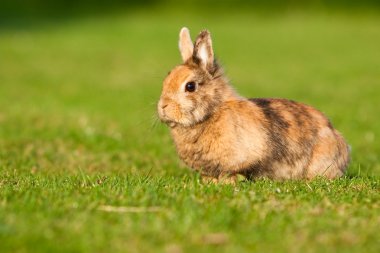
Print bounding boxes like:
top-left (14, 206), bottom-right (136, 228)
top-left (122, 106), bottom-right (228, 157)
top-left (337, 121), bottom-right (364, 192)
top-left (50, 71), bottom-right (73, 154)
top-left (185, 82), bottom-right (196, 92)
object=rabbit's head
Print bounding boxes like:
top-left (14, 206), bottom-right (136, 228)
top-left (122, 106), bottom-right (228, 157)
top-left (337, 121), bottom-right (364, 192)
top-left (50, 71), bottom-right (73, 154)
top-left (158, 28), bottom-right (233, 127)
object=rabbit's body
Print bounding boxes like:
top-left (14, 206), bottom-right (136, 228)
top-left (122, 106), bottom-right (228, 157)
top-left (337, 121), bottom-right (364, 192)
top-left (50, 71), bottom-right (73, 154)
top-left (171, 95), bottom-right (349, 180)
top-left (158, 28), bottom-right (350, 182)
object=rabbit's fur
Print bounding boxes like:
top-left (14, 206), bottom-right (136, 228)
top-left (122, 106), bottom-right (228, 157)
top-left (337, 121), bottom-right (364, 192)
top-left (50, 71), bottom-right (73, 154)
top-left (158, 27), bottom-right (350, 182)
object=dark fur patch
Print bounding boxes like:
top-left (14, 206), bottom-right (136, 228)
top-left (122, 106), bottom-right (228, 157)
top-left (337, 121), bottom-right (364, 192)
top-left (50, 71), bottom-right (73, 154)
top-left (191, 55), bottom-right (201, 66)
top-left (281, 100), bottom-right (319, 159)
top-left (243, 98), bottom-right (322, 179)
top-left (250, 98), bottom-right (290, 162)
top-left (251, 99), bottom-right (289, 130)
top-left (240, 161), bottom-right (267, 180)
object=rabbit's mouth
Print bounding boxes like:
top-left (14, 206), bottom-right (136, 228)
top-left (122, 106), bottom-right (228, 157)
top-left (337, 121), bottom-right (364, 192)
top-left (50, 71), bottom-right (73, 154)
top-left (168, 122), bottom-right (177, 128)
top-left (158, 104), bottom-right (198, 128)
top-left (158, 114), bottom-right (178, 128)
top-left (161, 119), bottom-right (177, 128)
top-left (158, 106), bottom-right (183, 128)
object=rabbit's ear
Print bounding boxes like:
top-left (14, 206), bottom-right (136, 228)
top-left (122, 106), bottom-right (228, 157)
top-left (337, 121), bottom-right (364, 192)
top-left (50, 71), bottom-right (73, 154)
top-left (179, 27), bottom-right (194, 62)
top-left (194, 30), bottom-right (214, 71)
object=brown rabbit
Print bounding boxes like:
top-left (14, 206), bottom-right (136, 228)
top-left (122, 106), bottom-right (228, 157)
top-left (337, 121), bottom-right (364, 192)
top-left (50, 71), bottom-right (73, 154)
top-left (157, 27), bottom-right (350, 183)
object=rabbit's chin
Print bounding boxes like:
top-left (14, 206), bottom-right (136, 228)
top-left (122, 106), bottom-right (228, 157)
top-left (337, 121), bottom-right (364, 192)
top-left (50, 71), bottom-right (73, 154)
top-left (160, 110), bottom-right (210, 128)
top-left (160, 117), bottom-right (181, 128)
top-left (162, 117), bottom-right (197, 128)
top-left (160, 118), bottom-right (176, 128)
top-left (168, 122), bottom-right (178, 128)
top-left (165, 120), bottom-right (190, 128)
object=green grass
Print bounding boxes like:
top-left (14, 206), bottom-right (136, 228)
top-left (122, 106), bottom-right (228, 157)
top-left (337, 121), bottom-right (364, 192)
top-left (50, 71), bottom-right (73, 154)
top-left (1, 7), bottom-right (380, 253)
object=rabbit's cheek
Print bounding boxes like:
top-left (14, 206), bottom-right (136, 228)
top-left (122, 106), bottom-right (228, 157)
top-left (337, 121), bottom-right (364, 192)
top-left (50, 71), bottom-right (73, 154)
top-left (174, 106), bottom-right (183, 122)
top-left (180, 98), bottom-right (195, 113)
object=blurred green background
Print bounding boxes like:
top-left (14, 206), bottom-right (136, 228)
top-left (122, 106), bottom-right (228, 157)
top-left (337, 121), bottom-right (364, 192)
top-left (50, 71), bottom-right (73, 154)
top-left (1, 0), bottom-right (380, 23)
top-left (0, 1), bottom-right (379, 253)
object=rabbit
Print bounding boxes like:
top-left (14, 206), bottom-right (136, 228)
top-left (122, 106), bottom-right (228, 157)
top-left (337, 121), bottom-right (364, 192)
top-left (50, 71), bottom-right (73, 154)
top-left (157, 27), bottom-right (350, 183)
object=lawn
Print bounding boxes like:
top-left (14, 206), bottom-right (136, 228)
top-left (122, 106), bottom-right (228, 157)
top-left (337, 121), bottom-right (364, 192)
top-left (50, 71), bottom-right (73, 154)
top-left (0, 6), bottom-right (380, 253)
